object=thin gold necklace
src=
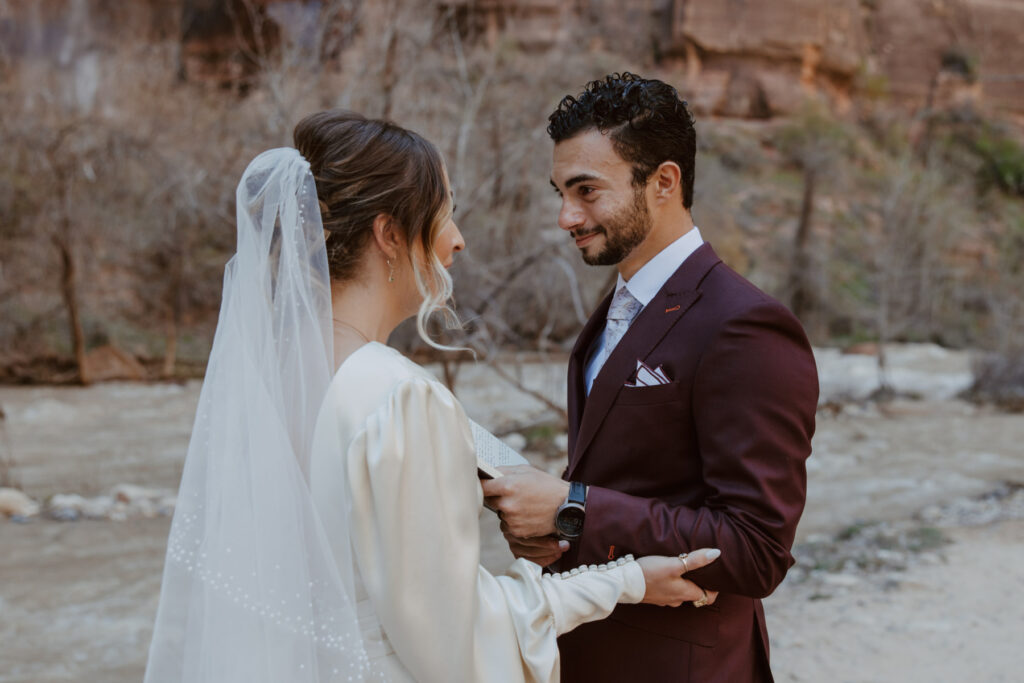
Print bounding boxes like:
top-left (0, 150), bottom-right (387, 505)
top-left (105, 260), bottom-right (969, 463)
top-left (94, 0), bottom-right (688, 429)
top-left (332, 319), bottom-right (371, 344)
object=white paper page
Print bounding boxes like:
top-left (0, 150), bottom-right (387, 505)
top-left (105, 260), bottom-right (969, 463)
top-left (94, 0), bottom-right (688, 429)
top-left (470, 419), bottom-right (529, 471)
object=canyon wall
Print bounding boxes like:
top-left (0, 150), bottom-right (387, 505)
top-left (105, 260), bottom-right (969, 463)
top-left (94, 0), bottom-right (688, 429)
top-left (441, 0), bottom-right (1024, 122)
top-left (3, 0), bottom-right (1022, 122)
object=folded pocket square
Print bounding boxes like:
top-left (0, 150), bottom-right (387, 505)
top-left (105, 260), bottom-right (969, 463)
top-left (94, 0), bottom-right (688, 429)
top-left (625, 359), bottom-right (671, 387)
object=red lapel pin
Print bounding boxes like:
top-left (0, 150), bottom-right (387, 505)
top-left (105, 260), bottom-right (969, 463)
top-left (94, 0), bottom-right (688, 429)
top-left (664, 305), bottom-right (681, 313)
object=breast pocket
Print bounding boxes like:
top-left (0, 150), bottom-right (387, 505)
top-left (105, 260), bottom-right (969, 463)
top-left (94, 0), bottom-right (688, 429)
top-left (602, 381), bottom-right (695, 489)
top-left (616, 380), bottom-right (682, 406)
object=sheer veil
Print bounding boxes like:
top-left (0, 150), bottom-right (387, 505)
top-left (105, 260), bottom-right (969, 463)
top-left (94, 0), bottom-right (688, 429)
top-left (145, 148), bottom-right (380, 682)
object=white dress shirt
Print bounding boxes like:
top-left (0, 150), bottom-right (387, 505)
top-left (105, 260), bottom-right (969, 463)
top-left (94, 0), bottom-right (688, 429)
top-left (584, 227), bottom-right (704, 394)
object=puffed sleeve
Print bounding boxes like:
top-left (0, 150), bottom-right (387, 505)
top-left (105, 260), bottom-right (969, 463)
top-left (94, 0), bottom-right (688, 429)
top-left (345, 377), bottom-right (645, 683)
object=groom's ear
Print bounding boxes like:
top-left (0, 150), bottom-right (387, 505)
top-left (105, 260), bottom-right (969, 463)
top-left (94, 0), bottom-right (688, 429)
top-left (371, 213), bottom-right (404, 259)
top-left (652, 161), bottom-right (682, 203)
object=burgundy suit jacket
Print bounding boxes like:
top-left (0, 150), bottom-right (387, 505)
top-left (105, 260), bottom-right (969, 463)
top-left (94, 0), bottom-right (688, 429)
top-left (556, 243), bottom-right (818, 682)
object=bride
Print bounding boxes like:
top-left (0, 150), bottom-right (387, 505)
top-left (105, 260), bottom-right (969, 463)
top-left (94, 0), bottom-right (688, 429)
top-left (144, 109), bottom-right (719, 682)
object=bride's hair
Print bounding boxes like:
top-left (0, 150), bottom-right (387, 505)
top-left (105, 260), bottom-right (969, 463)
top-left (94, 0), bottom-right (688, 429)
top-left (293, 109), bottom-right (459, 349)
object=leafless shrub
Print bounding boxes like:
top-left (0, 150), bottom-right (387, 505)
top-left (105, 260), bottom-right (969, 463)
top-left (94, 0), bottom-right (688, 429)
top-left (965, 352), bottom-right (1024, 411)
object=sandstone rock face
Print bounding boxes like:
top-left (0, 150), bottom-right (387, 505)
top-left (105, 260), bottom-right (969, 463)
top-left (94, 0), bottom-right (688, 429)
top-left (668, 0), bottom-right (864, 117)
top-left (970, 1), bottom-right (1024, 117)
top-left (436, 0), bottom-right (1024, 120)
top-left (675, 0), bottom-right (866, 76)
top-left (439, 0), bottom-right (569, 50)
top-left (867, 0), bottom-right (1024, 115)
top-left (2, 0), bottom-right (1022, 118)
top-left (669, 0), bottom-right (1024, 119)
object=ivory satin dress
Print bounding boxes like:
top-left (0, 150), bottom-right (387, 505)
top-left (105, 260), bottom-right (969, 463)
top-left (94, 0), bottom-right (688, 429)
top-left (309, 342), bottom-right (646, 683)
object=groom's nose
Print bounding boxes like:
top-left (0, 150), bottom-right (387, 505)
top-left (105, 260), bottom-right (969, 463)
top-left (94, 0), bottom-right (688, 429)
top-left (557, 199), bottom-right (585, 232)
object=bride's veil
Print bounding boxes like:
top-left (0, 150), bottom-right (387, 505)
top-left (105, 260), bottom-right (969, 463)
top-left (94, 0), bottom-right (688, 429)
top-left (145, 148), bottom-right (380, 681)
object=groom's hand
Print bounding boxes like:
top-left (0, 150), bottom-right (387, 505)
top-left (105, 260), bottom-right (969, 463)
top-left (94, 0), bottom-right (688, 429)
top-left (480, 465), bottom-right (569, 538)
top-left (500, 525), bottom-right (570, 567)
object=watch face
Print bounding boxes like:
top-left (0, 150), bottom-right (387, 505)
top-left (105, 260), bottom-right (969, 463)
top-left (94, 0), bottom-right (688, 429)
top-left (555, 505), bottom-right (585, 538)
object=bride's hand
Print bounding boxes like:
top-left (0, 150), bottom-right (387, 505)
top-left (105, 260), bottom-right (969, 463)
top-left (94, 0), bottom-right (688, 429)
top-left (636, 548), bottom-right (721, 608)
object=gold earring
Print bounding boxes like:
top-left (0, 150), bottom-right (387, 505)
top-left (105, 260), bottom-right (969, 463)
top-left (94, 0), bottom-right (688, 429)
top-left (387, 259), bottom-right (395, 283)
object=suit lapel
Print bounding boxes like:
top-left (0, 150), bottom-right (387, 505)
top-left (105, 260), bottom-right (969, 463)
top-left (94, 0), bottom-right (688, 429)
top-left (567, 243), bottom-right (722, 478)
top-left (567, 291), bottom-right (612, 456)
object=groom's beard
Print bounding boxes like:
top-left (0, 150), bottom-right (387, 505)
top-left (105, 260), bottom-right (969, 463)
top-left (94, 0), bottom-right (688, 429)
top-left (575, 186), bottom-right (653, 266)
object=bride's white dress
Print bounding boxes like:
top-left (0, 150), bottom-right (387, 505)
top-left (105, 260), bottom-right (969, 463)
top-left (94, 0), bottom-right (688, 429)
top-left (309, 342), bottom-right (646, 682)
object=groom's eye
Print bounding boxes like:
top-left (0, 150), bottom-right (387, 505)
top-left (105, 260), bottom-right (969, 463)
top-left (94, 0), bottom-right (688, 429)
top-left (579, 186), bottom-right (595, 196)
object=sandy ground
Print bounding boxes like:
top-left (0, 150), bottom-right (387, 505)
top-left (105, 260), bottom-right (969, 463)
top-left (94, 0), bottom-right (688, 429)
top-left (768, 520), bottom-right (1024, 683)
top-left (1, 346), bottom-right (1023, 682)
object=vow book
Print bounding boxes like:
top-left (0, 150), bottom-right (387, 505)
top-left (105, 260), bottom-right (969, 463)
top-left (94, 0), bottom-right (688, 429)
top-left (470, 420), bottom-right (529, 480)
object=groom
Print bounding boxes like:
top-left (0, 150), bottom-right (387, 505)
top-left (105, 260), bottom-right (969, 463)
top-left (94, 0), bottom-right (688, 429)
top-left (482, 73), bottom-right (818, 681)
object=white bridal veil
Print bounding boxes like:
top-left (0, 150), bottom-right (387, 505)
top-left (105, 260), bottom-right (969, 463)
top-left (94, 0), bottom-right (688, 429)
top-left (145, 149), bottom-right (380, 682)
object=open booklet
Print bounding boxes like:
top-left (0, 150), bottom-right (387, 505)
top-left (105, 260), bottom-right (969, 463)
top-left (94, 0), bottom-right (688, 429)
top-left (470, 419), bottom-right (529, 480)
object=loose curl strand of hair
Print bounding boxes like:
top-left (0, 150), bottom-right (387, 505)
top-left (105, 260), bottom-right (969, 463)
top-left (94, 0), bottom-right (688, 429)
top-left (293, 109), bottom-right (462, 352)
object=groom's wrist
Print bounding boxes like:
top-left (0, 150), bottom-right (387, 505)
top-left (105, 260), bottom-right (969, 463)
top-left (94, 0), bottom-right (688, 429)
top-left (554, 481), bottom-right (587, 540)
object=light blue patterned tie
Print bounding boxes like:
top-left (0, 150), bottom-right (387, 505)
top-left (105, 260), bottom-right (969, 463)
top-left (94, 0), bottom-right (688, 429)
top-left (592, 286), bottom-right (643, 382)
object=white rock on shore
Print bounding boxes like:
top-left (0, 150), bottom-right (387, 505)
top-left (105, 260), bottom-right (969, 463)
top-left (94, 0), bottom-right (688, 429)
top-left (45, 485), bottom-right (176, 521)
top-left (112, 483), bottom-right (161, 505)
top-left (0, 487), bottom-right (40, 517)
top-left (814, 343), bottom-right (974, 404)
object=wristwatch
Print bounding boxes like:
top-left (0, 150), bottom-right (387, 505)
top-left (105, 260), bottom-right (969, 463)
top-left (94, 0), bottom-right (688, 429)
top-left (554, 481), bottom-right (587, 539)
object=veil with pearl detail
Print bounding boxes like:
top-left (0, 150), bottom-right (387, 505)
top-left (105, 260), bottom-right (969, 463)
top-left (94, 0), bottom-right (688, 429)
top-left (144, 148), bottom-right (382, 682)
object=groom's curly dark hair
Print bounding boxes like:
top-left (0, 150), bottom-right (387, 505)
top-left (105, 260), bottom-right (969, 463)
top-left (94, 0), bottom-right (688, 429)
top-left (547, 72), bottom-right (697, 209)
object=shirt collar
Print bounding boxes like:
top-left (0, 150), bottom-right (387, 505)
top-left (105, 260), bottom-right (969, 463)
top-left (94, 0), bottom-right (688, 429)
top-left (617, 227), bottom-right (704, 307)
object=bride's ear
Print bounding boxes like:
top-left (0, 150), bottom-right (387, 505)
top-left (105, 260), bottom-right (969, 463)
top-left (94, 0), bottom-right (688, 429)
top-left (371, 214), bottom-right (405, 260)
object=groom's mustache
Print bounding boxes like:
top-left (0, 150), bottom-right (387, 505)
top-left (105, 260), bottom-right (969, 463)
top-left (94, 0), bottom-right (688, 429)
top-left (571, 226), bottom-right (604, 240)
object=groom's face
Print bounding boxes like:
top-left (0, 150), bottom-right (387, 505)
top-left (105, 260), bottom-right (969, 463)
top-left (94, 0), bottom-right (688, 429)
top-left (551, 129), bottom-right (653, 267)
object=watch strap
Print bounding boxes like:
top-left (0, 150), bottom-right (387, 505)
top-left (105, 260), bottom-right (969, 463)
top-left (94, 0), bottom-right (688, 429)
top-left (568, 480), bottom-right (586, 507)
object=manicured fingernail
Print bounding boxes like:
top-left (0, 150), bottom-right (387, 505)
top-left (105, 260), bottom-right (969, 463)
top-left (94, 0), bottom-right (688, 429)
top-left (558, 541), bottom-right (570, 551)
top-left (706, 549), bottom-right (721, 560)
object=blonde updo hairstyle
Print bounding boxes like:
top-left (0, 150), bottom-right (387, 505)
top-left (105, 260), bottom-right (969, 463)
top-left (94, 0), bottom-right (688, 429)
top-left (293, 110), bottom-right (458, 348)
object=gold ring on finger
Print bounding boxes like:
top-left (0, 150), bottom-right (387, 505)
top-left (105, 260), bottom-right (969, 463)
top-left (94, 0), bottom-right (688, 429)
top-left (678, 553), bottom-right (690, 573)
top-left (692, 588), bottom-right (709, 608)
